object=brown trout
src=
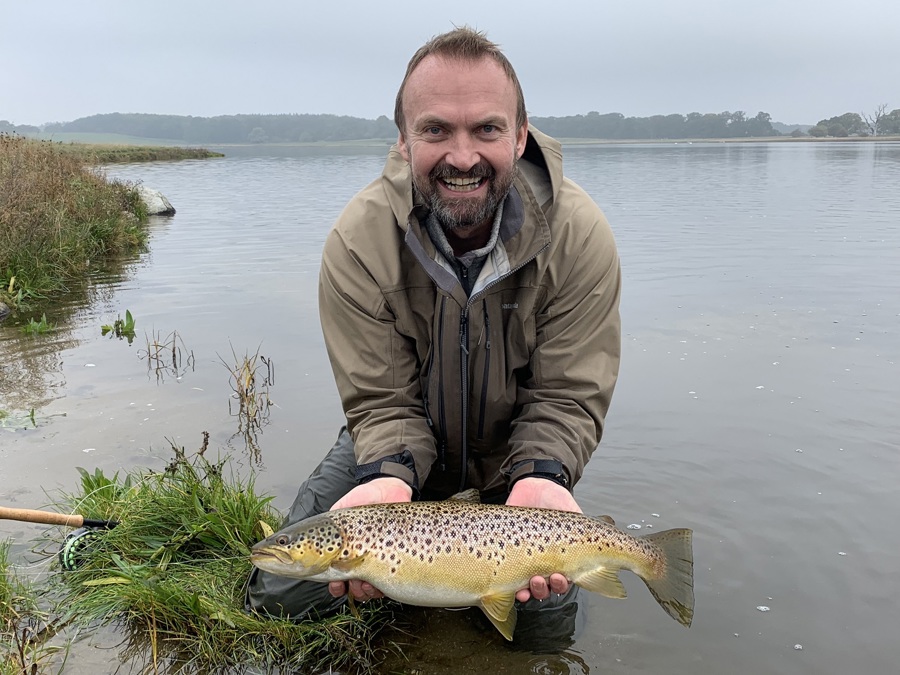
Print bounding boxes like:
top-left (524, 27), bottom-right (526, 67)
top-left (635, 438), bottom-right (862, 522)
top-left (250, 494), bottom-right (694, 640)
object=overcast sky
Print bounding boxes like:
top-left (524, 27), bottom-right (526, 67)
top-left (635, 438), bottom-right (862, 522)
top-left (3, 0), bottom-right (897, 126)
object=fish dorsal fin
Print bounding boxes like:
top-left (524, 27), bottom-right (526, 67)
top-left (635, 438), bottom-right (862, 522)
top-left (574, 566), bottom-right (627, 599)
top-left (331, 553), bottom-right (367, 573)
top-left (479, 591), bottom-right (518, 641)
top-left (593, 514), bottom-right (616, 526)
top-left (447, 488), bottom-right (481, 503)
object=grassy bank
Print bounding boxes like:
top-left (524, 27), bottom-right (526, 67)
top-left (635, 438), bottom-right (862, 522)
top-left (44, 450), bottom-right (389, 673)
top-left (1, 450), bottom-right (391, 674)
top-left (0, 134), bottom-right (149, 310)
top-left (57, 143), bottom-right (224, 164)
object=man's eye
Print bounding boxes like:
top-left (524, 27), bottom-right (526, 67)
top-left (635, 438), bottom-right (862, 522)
top-left (426, 126), bottom-right (442, 135)
top-left (482, 125), bottom-right (496, 134)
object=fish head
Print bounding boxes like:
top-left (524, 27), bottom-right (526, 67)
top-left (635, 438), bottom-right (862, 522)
top-left (250, 514), bottom-right (345, 578)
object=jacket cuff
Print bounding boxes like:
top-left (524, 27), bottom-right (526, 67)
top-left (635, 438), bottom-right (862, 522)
top-left (505, 458), bottom-right (571, 490)
top-left (355, 451), bottom-right (420, 494)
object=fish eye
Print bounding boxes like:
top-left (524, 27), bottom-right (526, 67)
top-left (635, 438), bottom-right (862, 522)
top-left (275, 535), bottom-right (290, 546)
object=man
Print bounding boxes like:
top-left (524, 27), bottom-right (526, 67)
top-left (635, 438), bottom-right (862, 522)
top-left (248, 27), bottom-right (621, 638)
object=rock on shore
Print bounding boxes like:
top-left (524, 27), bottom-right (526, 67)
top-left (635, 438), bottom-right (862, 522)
top-left (136, 186), bottom-right (176, 216)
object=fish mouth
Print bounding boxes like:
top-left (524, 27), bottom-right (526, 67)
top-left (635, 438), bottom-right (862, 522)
top-left (250, 547), bottom-right (294, 566)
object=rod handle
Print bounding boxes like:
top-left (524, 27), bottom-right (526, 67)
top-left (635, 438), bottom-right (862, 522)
top-left (0, 506), bottom-right (86, 527)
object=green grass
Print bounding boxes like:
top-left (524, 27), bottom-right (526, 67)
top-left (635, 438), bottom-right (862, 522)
top-left (46, 448), bottom-right (390, 673)
top-left (0, 133), bottom-right (150, 311)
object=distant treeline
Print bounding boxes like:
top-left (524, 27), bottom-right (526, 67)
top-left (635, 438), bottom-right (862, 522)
top-left (2, 108), bottom-right (897, 143)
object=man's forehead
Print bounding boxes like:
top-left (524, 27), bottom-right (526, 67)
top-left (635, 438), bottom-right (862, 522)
top-left (403, 55), bottom-right (516, 118)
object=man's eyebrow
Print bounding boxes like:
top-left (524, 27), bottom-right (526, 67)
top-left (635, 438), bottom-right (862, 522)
top-left (413, 116), bottom-right (450, 128)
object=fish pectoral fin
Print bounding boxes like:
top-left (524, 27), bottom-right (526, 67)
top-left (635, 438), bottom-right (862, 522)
top-left (574, 566), bottom-right (627, 598)
top-left (447, 488), bottom-right (481, 503)
top-left (331, 554), bottom-right (367, 572)
top-left (479, 592), bottom-right (518, 641)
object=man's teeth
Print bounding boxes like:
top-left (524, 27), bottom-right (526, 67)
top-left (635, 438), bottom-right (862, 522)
top-left (443, 177), bottom-right (483, 191)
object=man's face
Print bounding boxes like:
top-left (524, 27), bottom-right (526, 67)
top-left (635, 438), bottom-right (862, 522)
top-left (398, 56), bottom-right (527, 235)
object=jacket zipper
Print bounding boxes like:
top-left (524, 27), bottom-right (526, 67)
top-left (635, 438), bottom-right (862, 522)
top-left (458, 306), bottom-right (469, 491)
top-left (477, 300), bottom-right (491, 440)
top-left (456, 241), bottom-right (550, 491)
top-left (436, 296), bottom-right (448, 471)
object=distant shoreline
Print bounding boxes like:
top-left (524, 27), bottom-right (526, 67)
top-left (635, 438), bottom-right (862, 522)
top-left (33, 134), bottom-right (900, 158)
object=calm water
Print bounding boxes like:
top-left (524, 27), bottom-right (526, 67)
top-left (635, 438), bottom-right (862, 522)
top-left (2, 141), bottom-right (899, 674)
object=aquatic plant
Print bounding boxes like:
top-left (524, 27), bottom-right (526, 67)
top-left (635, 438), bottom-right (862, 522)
top-left (101, 308), bottom-right (136, 342)
top-left (48, 443), bottom-right (389, 673)
top-left (0, 540), bottom-right (65, 674)
top-left (138, 329), bottom-right (195, 383)
top-left (22, 314), bottom-right (53, 335)
top-left (220, 346), bottom-right (274, 462)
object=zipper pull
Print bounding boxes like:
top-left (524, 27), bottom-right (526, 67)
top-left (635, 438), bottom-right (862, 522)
top-left (459, 317), bottom-right (469, 355)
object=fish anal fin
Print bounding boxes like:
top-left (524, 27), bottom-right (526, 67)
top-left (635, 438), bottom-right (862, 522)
top-left (480, 591), bottom-right (518, 641)
top-left (574, 566), bottom-right (627, 598)
top-left (447, 489), bottom-right (481, 503)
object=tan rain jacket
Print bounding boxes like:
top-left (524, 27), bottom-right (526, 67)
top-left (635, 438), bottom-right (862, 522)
top-left (318, 128), bottom-right (621, 498)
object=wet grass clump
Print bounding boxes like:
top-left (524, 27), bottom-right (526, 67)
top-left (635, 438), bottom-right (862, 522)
top-left (49, 448), bottom-right (389, 673)
top-left (0, 133), bottom-right (149, 309)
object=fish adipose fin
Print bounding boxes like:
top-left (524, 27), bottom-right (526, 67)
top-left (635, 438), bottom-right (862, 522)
top-left (479, 591), bottom-right (518, 640)
top-left (594, 514), bottom-right (616, 526)
top-left (573, 567), bottom-right (627, 598)
top-left (639, 528), bottom-right (694, 627)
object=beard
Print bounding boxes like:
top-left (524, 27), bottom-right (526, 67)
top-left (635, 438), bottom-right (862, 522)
top-left (414, 159), bottom-right (517, 233)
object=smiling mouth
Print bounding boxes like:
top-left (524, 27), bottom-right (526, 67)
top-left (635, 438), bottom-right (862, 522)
top-left (441, 176), bottom-right (484, 192)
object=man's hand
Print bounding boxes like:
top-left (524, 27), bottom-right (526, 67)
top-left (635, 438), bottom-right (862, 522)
top-left (506, 476), bottom-right (582, 602)
top-left (327, 477), bottom-right (412, 600)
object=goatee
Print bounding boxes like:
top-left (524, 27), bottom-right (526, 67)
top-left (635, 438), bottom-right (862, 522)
top-left (417, 161), bottom-right (517, 233)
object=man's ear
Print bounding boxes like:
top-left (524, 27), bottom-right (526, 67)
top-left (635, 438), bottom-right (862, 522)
top-left (515, 119), bottom-right (528, 159)
top-left (398, 132), bottom-right (410, 162)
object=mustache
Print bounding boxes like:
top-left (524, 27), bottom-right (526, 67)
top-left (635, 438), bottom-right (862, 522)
top-left (429, 161), bottom-right (495, 182)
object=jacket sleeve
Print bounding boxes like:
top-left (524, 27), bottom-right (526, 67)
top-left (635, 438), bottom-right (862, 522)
top-left (318, 225), bottom-right (438, 491)
top-left (503, 181), bottom-right (622, 488)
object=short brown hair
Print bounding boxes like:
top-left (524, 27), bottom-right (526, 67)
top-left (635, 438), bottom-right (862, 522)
top-left (393, 26), bottom-right (527, 133)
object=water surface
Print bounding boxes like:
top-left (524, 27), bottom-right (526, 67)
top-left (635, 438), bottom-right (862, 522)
top-left (2, 141), bottom-right (899, 674)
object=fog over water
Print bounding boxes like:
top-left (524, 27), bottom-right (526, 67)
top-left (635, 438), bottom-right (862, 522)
top-left (3, 0), bottom-right (899, 125)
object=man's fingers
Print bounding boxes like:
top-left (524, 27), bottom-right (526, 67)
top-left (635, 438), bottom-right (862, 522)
top-left (549, 573), bottom-right (569, 595)
top-left (328, 581), bottom-right (346, 598)
top-left (529, 575), bottom-right (550, 600)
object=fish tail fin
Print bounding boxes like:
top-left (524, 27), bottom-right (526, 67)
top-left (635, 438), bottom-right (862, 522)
top-left (638, 528), bottom-right (694, 627)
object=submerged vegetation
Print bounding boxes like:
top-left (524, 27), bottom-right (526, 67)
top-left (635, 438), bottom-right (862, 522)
top-left (0, 134), bottom-right (149, 311)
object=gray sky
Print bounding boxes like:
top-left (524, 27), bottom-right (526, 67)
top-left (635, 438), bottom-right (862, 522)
top-left (3, 0), bottom-right (897, 126)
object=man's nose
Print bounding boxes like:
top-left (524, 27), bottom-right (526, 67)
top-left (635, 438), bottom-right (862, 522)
top-left (444, 134), bottom-right (480, 172)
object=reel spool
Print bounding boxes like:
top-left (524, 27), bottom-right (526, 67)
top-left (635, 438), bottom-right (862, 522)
top-left (58, 527), bottom-right (104, 571)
